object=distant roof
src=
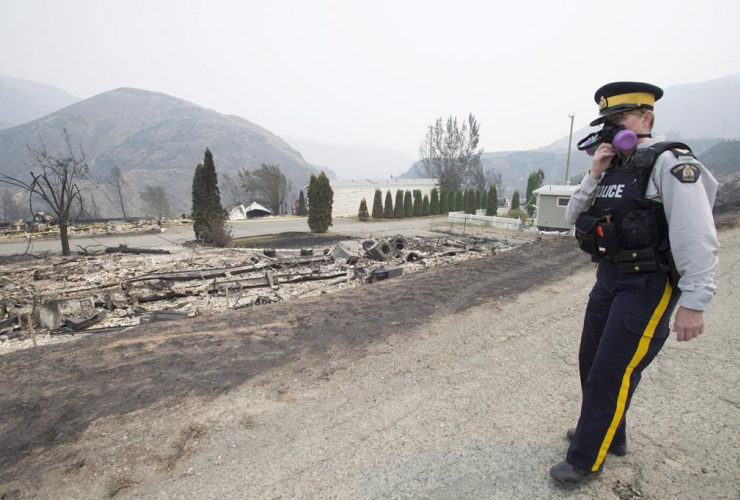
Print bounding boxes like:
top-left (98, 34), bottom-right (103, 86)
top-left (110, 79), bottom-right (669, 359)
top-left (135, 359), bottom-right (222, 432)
top-left (224, 203), bottom-right (243, 212)
top-left (328, 178), bottom-right (438, 189)
top-left (245, 201), bottom-right (272, 214)
top-left (533, 184), bottom-right (579, 196)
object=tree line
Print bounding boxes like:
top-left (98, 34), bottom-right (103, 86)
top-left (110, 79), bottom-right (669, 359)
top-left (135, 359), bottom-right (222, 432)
top-left (358, 185), bottom-right (500, 221)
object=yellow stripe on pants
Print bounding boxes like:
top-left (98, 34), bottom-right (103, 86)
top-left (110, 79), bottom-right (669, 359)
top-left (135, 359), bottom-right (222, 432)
top-left (591, 278), bottom-right (673, 472)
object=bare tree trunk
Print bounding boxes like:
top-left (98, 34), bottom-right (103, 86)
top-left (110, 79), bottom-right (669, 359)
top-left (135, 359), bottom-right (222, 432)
top-left (59, 221), bottom-right (71, 256)
top-left (117, 186), bottom-right (127, 219)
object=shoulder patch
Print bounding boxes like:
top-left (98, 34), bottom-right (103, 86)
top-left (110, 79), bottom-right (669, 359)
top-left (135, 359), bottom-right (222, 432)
top-left (667, 146), bottom-right (694, 159)
top-left (670, 164), bottom-right (700, 183)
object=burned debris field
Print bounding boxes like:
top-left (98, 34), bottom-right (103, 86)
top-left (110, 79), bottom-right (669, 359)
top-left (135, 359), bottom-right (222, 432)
top-left (2, 232), bottom-right (520, 353)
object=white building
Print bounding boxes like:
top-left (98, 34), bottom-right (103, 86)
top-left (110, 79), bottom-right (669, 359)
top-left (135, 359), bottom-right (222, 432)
top-left (224, 202), bottom-right (273, 220)
top-left (532, 184), bottom-right (579, 230)
top-left (326, 178), bottom-right (439, 218)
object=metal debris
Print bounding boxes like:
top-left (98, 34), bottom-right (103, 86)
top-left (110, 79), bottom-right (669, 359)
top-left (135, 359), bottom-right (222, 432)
top-left (63, 311), bottom-right (107, 331)
top-left (367, 240), bottom-right (395, 261)
top-left (368, 266), bottom-right (403, 283)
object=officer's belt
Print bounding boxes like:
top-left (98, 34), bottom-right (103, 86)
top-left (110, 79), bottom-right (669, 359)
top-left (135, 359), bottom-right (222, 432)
top-left (603, 248), bottom-right (660, 273)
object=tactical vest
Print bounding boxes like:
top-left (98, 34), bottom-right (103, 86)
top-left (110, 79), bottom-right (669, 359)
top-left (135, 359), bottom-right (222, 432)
top-left (575, 142), bottom-right (691, 282)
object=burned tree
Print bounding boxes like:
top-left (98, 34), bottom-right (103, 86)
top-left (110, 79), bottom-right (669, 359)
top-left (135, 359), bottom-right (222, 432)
top-left (238, 164), bottom-right (292, 215)
top-left (106, 166), bottom-right (130, 219)
top-left (1, 188), bottom-right (24, 222)
top-left (0, 129), bottom-right (88, 255)
top-left (140, 185), bottom-right (173, 219)
top-left (418, 114), bottom-right (484, 190)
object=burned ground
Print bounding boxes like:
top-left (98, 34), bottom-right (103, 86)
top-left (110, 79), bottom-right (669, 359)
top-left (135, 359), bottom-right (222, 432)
top-left (0, 237), bottom-right (586, 483)
top-left (231, 231), bottom-right (353, 249)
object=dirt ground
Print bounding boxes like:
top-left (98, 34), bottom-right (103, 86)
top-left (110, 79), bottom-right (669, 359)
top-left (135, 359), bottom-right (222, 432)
top-left (0, 209), bottom-right (738, 499)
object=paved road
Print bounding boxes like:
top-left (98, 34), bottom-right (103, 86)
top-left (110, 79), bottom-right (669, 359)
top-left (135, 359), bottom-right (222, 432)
top-left (0, 216), bottom-right (453, 255)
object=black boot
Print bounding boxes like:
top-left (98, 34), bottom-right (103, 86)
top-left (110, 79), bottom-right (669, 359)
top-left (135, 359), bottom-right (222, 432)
top-left (549, 460), bottom-right (602, 487)
top-left (566, 428), bottom-right (627, 456)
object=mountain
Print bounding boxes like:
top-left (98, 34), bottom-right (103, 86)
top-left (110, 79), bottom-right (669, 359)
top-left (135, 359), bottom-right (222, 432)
top-left (0, 88), bottom-right (322, 215)
top-left (284, 136), bottom-right (415, 180)
top-left (543, 73), bottom-right (740, 153)
top-left (402, 73), bottom-right (740, 196)
top-left (401, 150), bottom-right (592, 196)
top-left (0, 75), bottom-right (80, 126)
top-left (699, 139), bottom-right (740, 204)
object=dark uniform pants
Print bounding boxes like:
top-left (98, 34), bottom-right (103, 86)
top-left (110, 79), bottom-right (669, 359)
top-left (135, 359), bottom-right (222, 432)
top-left (566, 260), bottom-right (680, 472)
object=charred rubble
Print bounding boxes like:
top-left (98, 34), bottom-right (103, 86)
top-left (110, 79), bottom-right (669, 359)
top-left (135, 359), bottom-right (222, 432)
top-left (0, 234), bottom-right (517, 352)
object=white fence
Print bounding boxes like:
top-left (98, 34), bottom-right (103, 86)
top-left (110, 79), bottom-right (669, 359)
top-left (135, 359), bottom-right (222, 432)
top-left (447, 211), bottom-right (540, 233)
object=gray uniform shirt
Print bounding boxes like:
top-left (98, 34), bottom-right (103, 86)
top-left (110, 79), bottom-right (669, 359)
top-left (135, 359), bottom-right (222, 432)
top-left (565, 135), bottom-right (719, 310)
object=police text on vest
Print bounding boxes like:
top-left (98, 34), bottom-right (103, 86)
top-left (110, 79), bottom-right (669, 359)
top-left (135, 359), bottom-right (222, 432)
top-left (595, 184), bottom-right (625, 199)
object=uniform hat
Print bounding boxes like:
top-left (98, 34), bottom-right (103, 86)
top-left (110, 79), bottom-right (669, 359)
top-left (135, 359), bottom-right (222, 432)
top-left (590, 81), bottom-right (663, 126)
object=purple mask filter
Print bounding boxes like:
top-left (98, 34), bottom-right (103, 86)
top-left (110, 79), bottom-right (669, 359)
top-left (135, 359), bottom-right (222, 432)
top-left (583, 137), bottom-right (599, 156)
top-left (612, 129), bottom-right (637, 151)
top-left (577, 132), bottom-right (603, 156)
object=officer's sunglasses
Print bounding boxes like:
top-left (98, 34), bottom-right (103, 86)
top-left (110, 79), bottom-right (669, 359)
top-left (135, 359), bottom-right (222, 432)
top-left (604, 110), bottom-right (643, 125)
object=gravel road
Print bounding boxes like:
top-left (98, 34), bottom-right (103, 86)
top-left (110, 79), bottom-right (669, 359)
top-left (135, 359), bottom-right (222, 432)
top-left (0, 224), bottom-right (737, 499)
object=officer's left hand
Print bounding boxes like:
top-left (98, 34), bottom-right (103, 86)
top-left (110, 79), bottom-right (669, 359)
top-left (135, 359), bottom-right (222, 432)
top-left (673, 306), bottom-right (705, 341)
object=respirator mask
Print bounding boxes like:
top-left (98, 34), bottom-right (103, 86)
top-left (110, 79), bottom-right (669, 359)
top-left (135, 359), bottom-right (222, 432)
top-left (577, 122), bottom-right (651, 156)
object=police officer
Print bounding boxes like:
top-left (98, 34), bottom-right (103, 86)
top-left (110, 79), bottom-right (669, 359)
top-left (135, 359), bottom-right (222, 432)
top-left (549, 82), bottom-right (720, 486)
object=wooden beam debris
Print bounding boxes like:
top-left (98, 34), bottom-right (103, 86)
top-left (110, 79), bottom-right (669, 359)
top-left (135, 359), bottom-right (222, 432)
top-left (105, 245), bottom-right (171, 255)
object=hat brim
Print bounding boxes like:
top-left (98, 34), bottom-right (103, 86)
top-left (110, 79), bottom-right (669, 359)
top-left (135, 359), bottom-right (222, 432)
top-left (589, 103), bottom-right (649, 127)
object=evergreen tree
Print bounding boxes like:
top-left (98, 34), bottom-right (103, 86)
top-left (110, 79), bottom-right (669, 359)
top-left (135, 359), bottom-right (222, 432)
top-left (486, 185), bottom-right (498, 216)
top-left (307, 172), bottom-right (333, 232)
top-left (371, 188), bottom-right (384, 219)
top-left (422, 194), bottom-right (430, 216)
top-left (394, 190), bottom-right (405, 219)
top-left (297, 190), bottom-right (307, 215)
top-left (191, 163), bottom-right (206, 240)
top-left (439, 188), bottom-right (449, 214)
top-left (413, 189), bottom-right (423, 217)
top-left (192, 148), bottom-right (228, 245)
top-left (511, 189), bottom-right (521, 210)
top-left (465, 188), bottom-right (477, 215)
top-left (475, 189), bottom-right (481, 210)
top-left (404, 190), bottom-right (413, 217)
top-left (358, 198), bottom-right (369, 221)
top-left (456, 190), bottom-right (465, 211)
top-left (430, 188), bottom-right (439, 215)
top-left (384, 189), bottom-right (394, 219)
top-left (525, 169), bottom-right (545, 217)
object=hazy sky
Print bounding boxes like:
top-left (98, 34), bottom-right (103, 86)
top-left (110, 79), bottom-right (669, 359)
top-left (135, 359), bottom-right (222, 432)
top-left (2, 0), bottom-right (739, 157)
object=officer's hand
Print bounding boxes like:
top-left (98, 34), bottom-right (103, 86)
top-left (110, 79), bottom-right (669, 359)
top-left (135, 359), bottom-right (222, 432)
top-left (673, 306), bottom-right (705, 342)
top-left (590, 143), bottom-right (615, 179)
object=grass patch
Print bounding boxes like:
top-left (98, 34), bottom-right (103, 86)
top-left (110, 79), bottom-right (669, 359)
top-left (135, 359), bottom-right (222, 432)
top-left (104, 473), bottom-right (138, 497)
top-left (157, 422), bottom-right (208, 472)
top-left (240, 414), bottom-right (256, 429)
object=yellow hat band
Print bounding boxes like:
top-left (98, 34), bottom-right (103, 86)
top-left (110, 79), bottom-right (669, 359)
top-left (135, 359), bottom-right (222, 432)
top-left (599, 92), bottom-right (655, 111)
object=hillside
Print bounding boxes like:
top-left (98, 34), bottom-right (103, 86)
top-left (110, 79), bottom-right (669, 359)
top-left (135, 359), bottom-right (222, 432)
top-left (0, 88), bottom-right (322, 215)
top-left (284, 136), bottom-right (415, 180)
top-left (701, 139), bottom-right (740, 204)
top-left (401, 150), bottom-right (592, 197)
top-left (403, 74), bottom-right (740, 196)
top-left (543, 73), bottom-right (740, 153)
top-left (0, 75), bottom-right (80, 126)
